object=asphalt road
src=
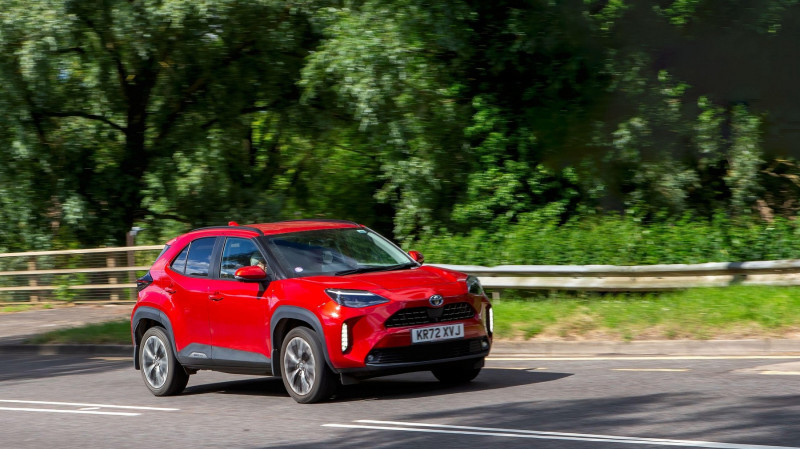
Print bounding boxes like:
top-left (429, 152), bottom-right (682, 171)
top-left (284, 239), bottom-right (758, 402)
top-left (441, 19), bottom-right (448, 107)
top-left (1, 353), bottom-right (799, 449)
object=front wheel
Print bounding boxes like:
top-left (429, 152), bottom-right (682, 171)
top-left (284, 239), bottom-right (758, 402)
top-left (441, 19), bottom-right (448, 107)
top-left (432, 359), bottom-right (483, 384)
top-left (139, 327), bottom-right (189, 396)
top-left (280, 327), bottom-right (338, 403)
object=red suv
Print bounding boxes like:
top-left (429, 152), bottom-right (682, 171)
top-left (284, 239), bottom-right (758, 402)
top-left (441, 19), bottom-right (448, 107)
top-left (131, 219), bottom-right (493, 403)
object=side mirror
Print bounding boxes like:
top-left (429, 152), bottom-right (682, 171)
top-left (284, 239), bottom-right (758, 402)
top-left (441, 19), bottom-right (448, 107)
top-left (234, 265), bottom-right (268, 282)
top-left (408, 250), bottom-right (424, 264)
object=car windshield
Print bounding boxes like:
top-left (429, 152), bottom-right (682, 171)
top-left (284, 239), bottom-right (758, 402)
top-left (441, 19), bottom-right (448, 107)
top-left (262, 228), bottom-right (415, 278)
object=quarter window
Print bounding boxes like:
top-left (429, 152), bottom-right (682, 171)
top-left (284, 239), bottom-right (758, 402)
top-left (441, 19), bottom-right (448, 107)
top-left (220, 238), bottom-right (265, 279)
top-left (171, 245), bottom-right (189, 274)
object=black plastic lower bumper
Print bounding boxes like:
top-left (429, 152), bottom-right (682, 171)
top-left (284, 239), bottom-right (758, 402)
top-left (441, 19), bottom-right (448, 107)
top-left (336, 337), bottom-right (491, 381)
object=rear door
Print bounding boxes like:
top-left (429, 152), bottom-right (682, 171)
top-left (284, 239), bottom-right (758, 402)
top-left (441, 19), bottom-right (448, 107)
top-left (165, 237), bottom-right (217, 359)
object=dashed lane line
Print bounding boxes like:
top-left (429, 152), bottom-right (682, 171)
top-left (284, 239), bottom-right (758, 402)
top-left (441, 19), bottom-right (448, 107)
top-left (611, 368), bottom-right (690, 372)
top-left (488, 355), bottom-right (800, 361)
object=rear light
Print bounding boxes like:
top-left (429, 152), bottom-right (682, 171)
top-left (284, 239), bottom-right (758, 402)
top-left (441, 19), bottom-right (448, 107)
top-left (136, 272), bottom-right (153, 292)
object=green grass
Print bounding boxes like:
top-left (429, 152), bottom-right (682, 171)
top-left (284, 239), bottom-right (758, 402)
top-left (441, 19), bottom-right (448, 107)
top-left (23, 286), bottom-right (800, 344)
top-left (0, 304), bottom-right (34, 313)
top-left (27, 320), bottom-right (131, 344)
top-left (493, 286), bottom-right (800, 341)
top-left (0, 304), bottom-right (52, 313)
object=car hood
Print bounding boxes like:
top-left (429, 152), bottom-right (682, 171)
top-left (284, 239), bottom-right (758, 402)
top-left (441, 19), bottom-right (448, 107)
top-left (296, 265), bottom-right (465, 293)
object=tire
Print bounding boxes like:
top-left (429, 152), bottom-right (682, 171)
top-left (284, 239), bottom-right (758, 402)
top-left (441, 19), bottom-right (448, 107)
top-left (432, 359), bottom-right (483, 384)
top-left (280, 327), bottom-right (338, 403)
top-left (139, 327), bottom-right (189, 396)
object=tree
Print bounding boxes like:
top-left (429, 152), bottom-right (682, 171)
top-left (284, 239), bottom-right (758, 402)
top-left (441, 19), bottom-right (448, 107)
top-left (0, 0), bottom-right (320, 247)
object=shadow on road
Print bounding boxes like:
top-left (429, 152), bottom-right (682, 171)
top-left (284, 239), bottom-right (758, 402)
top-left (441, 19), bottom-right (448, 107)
top-left (258, 392), bottom-right (800, 449)
top-left (182, 367), bottom-right (571, 402)
top-left (0, 354), bottom-right (128, 383)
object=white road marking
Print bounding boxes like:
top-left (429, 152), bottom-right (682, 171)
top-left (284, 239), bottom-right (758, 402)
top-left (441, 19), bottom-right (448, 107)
top-left (323, 420), bottom-right (798, 449)
top-left (488, 356), bottom-right (800, 361)
top-left (90, 357), bottom-right (129, 361)
top-left (0, 400), bottom-right (178, 411)
top-left (485, 367), bottom-right (550, 371)
top-left (759, 371), bottom-right (800, 375)
top-left (611, 368), bottom-right (690, 372)
top-left (0, 407), bottom-right (139, 417)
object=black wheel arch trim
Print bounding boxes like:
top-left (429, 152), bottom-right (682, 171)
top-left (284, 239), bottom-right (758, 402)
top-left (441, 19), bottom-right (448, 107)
top-left (270, 306), bottom-right (335, 376)
top-left (131, 306), bottom-right (179, 370)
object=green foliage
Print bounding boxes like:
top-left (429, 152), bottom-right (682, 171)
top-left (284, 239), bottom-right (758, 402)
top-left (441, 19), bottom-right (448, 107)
top-left (412, 215), bottom-right (800, 265)
top-left (2, 0), bottom-right (800, 257)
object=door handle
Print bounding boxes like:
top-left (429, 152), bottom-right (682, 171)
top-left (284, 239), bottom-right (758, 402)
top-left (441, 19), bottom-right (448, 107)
top-left (164, 286), bottom-right (176, 294)
top-left (209, 292), bottom-right (224, 301)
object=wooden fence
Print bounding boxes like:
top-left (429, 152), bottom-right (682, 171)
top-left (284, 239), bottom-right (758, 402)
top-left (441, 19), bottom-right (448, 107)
top-left (1, 245), bottom-right (800, 304)
top-left (0, 245), bottom-right (163, 304)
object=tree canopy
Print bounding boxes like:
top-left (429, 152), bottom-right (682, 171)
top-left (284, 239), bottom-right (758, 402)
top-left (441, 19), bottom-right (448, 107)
top-left (1, 0), bottom-right (799, 252)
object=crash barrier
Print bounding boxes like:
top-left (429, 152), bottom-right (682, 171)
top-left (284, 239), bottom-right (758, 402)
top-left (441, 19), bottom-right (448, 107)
top-left (2, 245), bottom-right (800, 303)
top-left (433, 261), bottom-right (800, 298)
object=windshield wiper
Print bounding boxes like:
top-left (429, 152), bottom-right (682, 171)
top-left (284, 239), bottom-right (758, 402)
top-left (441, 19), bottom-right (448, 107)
top-left (335, 262), bottom-right (417, 276)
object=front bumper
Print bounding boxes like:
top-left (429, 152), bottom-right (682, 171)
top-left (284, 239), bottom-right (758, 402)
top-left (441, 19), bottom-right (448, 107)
top-left (337, 337), bottom-right (490, 381)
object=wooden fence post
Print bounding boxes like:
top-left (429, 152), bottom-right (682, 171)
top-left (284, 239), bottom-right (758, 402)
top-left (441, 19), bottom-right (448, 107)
top-left (107, 254), bottom-right (119, 301)
top-left (28, 257), bottom-right (38, 302)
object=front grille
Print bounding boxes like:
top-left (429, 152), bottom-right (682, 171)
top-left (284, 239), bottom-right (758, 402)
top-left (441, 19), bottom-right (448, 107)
top-left (384, 302), bottom-right (475, 328)
top-left (366, 338), bottom-right (487, 365)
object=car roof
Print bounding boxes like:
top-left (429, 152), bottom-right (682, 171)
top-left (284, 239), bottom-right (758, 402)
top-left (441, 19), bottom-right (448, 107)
top-left (248, 219), bottom-right (361, 236)
top-left (165, 220), bottom-right (362, 246)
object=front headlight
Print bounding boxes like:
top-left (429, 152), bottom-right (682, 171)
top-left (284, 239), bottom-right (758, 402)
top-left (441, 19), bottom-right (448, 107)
top-left (466, 275), bottom-right (484, 296)
top-left (325, 289), bottom-right (390, 308)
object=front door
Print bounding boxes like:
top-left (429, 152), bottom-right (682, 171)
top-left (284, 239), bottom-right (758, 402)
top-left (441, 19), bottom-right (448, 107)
top-left (208, 237), bottom-right (272, 367)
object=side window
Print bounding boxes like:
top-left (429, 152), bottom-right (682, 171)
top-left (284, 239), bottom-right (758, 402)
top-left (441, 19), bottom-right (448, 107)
top-left (220, 238), bottom-right (265, 279)
top-left (184, 237), bottom-right (216, 277)
top-left (171, 245), bottom-right (189, 274)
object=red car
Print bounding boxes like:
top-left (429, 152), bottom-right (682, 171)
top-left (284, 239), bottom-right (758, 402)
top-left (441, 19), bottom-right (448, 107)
top-left (131, 219), bottom-right (493, 403)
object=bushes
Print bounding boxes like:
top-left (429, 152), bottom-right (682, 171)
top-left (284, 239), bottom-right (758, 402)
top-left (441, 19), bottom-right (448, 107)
top-left (411, 215), bottom-right (800, 265)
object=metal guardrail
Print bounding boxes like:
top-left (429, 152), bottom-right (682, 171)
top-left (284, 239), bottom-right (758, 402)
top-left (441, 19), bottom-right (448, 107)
top-left (433, 261), bottom-right (800, 294)
top-left (2, 244), bottom-right (799, 304)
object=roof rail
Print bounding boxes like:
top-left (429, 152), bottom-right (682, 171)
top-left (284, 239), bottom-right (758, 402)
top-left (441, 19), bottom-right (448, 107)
top-left (189, 225), bottom-right (265, 236)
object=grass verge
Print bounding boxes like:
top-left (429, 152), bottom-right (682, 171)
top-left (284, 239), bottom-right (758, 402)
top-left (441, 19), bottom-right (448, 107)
top-left (493, 286), bottom-right (800, 341)
top-left (27, 320), bottom-right (131, 344)
top-left (24, 286), bottom-right (800, 344)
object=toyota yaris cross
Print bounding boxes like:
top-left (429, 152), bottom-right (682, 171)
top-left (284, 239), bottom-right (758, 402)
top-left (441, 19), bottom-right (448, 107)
top-left (131, 219), bottom-right (493, 403)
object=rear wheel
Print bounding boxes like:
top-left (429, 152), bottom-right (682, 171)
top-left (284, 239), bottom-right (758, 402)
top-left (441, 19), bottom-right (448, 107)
top-left (139, 327), bottom-right (189, 396)
top-left (432, 359), bottom-right (483, 384)
top-left (280, 327), bottom-right (338, 403)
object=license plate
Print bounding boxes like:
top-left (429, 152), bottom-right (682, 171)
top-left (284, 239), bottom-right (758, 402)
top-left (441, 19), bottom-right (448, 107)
top-left (411, 323), bottom-right (464, 344)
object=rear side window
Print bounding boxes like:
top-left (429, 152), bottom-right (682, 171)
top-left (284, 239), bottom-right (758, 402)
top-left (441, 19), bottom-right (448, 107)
top-left (185, 238), bottom-right (216, 277)
top-left (171, 237), bottom-right (216, 277)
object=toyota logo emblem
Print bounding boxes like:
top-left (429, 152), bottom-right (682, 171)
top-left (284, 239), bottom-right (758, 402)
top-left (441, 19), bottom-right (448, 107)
top-left (429, 294), bottom-right (444, 307)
